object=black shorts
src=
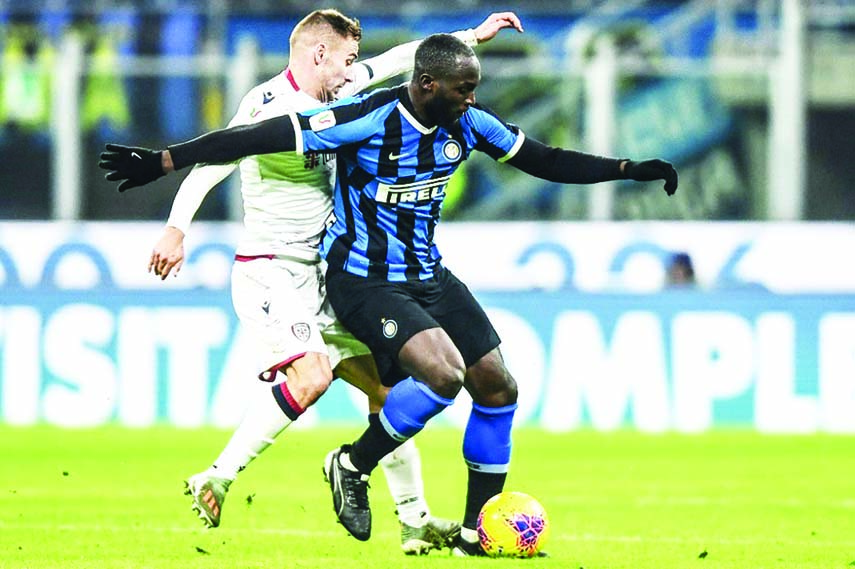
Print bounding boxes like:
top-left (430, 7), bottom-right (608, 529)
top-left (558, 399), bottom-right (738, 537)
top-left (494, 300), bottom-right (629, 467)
top-left (325, 266), bottom-right (501, 386)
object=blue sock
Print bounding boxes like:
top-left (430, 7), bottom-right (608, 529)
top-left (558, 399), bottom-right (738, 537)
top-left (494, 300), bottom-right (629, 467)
top-left (462, 402), bottom-right (517, 528)
top-left (462, 402), bottom-right (517, 471)
top-left (380, 378), bottom-right (454, 440)
top-left (350, 378), bottom-right (453, 473)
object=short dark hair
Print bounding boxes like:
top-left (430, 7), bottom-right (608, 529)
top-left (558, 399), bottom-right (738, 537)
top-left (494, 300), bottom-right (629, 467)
top-left (414, 33), bottom-right (476, 79)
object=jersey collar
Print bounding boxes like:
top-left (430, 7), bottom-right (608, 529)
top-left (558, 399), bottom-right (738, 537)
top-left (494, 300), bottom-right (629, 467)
top-left (397, 86), bottom-right (437, 134)
top-left (284, 68), bottom-right (300, 91)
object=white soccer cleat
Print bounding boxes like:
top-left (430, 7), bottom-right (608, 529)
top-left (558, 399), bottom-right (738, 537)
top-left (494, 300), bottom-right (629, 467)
top-left (400, 515), bottom-right (462, 555)
top-left (184, 471), bottom-right (232, 528)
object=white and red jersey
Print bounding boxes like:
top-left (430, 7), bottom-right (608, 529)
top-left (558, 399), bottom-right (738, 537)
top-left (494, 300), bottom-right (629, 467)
top-left (165, 30), bottom-right (478, 263)
top-left (228, 69), bottom-right (339, 262)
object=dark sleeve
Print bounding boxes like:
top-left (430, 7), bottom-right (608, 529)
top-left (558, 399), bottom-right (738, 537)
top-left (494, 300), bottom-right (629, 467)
top-left (167, 114), bottom-right (297, 171)
top-left (505, 136), bottom-right (626, 184)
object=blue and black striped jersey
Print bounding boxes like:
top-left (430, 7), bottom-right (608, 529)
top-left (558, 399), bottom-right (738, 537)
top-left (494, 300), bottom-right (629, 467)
top-left (290, 84), bottom-right (524, 282)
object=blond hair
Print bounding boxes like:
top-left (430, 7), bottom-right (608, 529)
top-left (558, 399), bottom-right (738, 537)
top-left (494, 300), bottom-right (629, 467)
top-left (289, 9), bottom-right (362, 51)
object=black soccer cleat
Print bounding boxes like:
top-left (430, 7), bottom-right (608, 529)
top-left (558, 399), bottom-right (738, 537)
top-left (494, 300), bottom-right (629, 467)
top-left (323, 445), bottom-right (372, 541)
top-left (450, 534), bottom-right (487, 557)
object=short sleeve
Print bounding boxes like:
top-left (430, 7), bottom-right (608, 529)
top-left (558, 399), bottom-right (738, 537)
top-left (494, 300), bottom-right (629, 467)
top-left (293, 91), bottom-right (394, 155)
top-left (466, 105), bottom-right (526, 163)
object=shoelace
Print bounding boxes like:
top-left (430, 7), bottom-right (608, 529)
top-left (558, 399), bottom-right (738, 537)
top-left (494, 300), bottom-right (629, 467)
top-left (341, 470), bottom-right (370, 509)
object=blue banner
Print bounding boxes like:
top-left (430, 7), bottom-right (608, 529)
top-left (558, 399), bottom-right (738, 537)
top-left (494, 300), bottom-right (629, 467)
top-left (2, 284), bottom-right (853, 433)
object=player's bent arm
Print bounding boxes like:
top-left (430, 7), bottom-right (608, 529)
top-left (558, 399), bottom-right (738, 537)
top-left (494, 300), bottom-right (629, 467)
top-left (343, 12), bottom-right (522, 97)
top-left (167, 114), bottom-right (297, 171)
top-left (343, 30), bottom-right (478, 97)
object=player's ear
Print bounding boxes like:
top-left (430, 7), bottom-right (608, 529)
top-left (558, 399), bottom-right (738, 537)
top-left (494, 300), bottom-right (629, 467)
top-left (418, 73), bottom-right (436, 92)
top-left (314, 43), bottom-right (326, 65)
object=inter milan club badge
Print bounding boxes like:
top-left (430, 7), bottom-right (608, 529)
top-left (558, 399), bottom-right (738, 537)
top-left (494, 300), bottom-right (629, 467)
top-left (291, 322), bottom-right (311, 342)
top-left (382, 318), bottom-right (398, 339)
top-left (441, 139), bottom-right (462, 162)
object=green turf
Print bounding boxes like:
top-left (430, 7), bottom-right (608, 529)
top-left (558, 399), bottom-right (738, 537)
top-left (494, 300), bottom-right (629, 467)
top-left (1, 425), bottom-right (853, 568)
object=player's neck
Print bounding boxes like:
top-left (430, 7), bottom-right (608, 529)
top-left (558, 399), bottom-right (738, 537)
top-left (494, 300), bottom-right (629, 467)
top-left (287, 61), bottom-right (324, 101)
top-left (406, 83), bottom-right (436, 128)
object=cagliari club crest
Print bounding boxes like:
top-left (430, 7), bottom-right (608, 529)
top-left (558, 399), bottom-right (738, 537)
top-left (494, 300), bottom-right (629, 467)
top-left (291, 323), bottom-right (311, 342)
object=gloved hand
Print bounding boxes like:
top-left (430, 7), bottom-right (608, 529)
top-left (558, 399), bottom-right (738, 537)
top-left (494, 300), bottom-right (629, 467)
top-left (624, 159), bottom-right (678, 196)
top-left (99, 144), bottom-right (166, 192)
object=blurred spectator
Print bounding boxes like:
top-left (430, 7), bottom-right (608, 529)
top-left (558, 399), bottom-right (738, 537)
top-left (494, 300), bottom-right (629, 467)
top-left (665, 251), bottom-right (696, 288)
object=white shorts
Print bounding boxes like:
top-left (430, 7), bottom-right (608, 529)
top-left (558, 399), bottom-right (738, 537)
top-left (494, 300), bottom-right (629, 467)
top-left (231, 256), bottom-right (370, 379)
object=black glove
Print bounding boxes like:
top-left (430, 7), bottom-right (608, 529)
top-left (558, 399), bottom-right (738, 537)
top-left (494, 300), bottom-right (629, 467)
top-left (98, 144), bottom-right (166, 192)
top-left (624, 159), bottom-right (678, 196)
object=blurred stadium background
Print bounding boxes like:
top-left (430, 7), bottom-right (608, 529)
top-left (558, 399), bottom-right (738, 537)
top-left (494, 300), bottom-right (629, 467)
top-left (1, 0), bottom-right (855, 433)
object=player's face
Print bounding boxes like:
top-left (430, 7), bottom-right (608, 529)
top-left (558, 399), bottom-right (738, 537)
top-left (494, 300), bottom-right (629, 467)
top-left (425, 56), bottom-right (480, 127)
top-left (318, 35), bottom-right (359, 101)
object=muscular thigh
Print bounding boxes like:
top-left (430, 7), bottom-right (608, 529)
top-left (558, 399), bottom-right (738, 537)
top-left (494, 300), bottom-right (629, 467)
top-left (326, 266), bottom-right (500, 386)
top-left (427, 268), bottom-right (501, 370)
top-left (326, 269), bottom-right (440, 385)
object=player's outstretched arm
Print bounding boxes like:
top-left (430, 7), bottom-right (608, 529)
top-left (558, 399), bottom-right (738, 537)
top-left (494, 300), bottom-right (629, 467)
top-left (99, 114), bottom-right (297, 192)
top-left (506, 137), bottom-right (678, 195)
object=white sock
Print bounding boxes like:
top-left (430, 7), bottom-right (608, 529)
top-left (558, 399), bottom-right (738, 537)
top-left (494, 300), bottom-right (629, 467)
top-left (210, 383), bottom-right (293, 480)
top-left (379, 438), bottom-right (430, 527)
top-left (461, 527), bottom-right (479, 543)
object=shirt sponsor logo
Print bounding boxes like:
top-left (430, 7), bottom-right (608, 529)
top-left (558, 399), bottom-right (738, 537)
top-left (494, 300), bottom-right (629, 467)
top-left (303, 151), bottom-right (335, 170)
top-left (309, 110), bottom-right (336, 131)
top-left (375, 175), bottom-right (451, 205)
top-left (441, 140), bottom-right (462, 162)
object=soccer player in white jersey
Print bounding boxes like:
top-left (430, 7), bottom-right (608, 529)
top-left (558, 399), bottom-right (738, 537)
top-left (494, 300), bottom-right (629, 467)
top-left (146, 9), bottom-right (523, 554)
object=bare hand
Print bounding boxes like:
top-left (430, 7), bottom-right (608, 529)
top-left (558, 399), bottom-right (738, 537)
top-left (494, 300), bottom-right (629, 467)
top-left (148, 226), bottom-right (186, 280)
top-left (474, 12), bottom-right (524, 43)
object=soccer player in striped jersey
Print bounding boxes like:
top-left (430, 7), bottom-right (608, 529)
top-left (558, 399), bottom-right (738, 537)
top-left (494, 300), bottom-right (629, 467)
top-left (140, 10), bottom-right (523, 555)
top-left (101, 33), bottom-right (678, 556)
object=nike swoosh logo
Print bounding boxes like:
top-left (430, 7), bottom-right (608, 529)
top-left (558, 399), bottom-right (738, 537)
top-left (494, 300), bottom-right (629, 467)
top-left (388, 152), bottom-right (405, 161)
top-left (131, 152), bottom-right (141, 160)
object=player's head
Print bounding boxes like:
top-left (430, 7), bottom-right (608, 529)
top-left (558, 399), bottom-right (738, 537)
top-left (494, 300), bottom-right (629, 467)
top-left (411, 33), bottom-right (481, 127)
top-left (290, 9), bottom-right (362, 101)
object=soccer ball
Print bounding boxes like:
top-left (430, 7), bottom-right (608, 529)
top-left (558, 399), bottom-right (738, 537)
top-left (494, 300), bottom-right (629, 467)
top-left (477, 491), bottom-right (550, 557)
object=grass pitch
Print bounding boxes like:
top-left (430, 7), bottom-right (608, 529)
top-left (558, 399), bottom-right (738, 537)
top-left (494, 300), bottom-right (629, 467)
top-left (1, 425), bottom-right (853, 569)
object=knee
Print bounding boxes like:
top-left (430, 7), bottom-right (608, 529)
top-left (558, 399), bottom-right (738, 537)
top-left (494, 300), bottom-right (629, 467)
top-left (468, 366), bottom-right (518, 407)
top-left (430, 358), bottom-right (466, 400)
top-left (285, 355), bottom-right (334, 406)
top-left (484, 372), bottom-right (517, 407)
top-left (304, 368), bottom-right (334, 399)
top-left (399, 329), bottom-right (466, 399)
